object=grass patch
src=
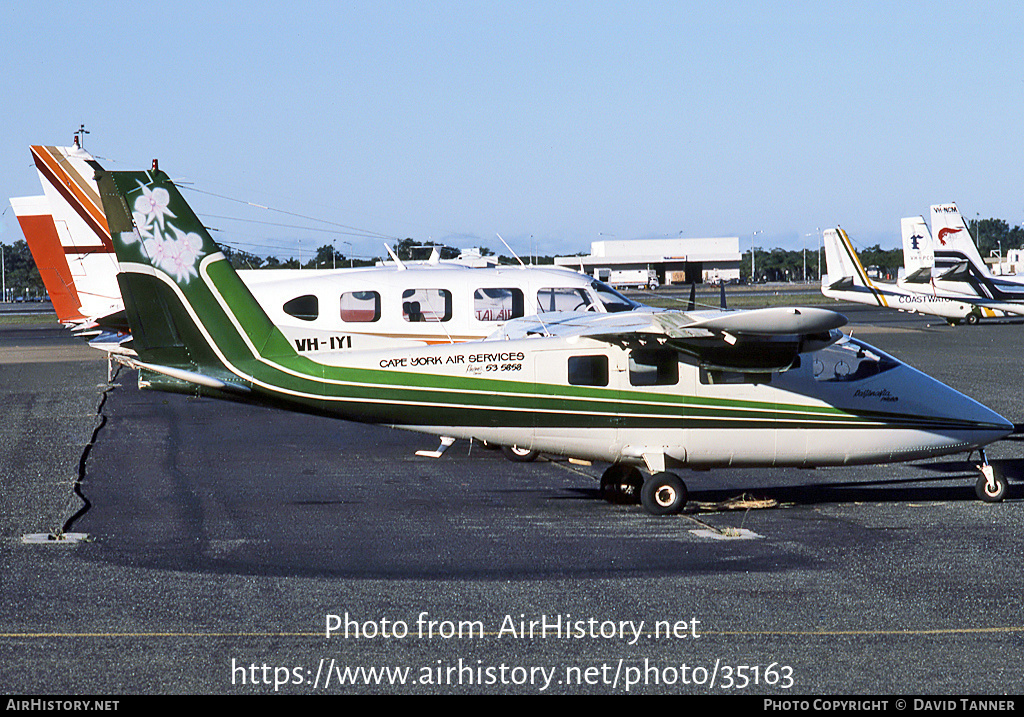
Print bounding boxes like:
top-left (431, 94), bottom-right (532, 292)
top-left (0, 312), bottom-right (58, 325)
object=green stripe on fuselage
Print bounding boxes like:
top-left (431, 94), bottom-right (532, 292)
top-left (197, 261), bottom-right (991, 431)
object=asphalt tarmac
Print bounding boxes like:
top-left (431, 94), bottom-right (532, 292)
top-left (2, 303), bottom-right (1023, 695)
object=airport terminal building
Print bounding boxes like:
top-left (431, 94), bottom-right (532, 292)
top-left (554, 237), bottom-right (742, 287)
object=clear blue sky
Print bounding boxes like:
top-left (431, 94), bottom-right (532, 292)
top-left (2, 1), bottom-right (1022, 261)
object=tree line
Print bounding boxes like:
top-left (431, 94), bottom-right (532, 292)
top-left (741, 244), bottom-right (904, 283)
top-left (1, 240), bottom-right (44, 300)
top-left (0, 236), bottom-right (560, 300)
top-left (741, 217), bottom-right (1024, 283)
top-left (5, 216), bottom-right (1022, 299)
top-left (220, 238), bottom-right (559, 270)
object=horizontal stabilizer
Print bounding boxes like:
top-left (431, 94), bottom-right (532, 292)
top-left (938, 260), bottom-right (971, 281)
top-left (135, 362), bottom-right (250, 393)
top-left (902, 268), bottom-right (932, 283)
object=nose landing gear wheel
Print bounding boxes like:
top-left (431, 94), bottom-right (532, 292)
top-left (641, 472), bottom-right (688, 515)
top-left (975, 464), bottom-right (1007, 502)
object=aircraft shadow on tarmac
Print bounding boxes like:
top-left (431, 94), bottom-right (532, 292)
top-left (72, 454), bottom-right (1017, 581)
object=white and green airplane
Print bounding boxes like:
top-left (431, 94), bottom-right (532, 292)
top-left (97, 167), bottom-right (1015, 514)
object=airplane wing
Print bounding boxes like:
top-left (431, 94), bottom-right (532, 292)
top-left (492, 306), bottom-right (847, 372)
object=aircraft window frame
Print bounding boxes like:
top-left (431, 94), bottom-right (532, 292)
top-left (590, 280), bottom-right (641, 313)
top-left (473, 287), bottom-right (525, 322)
top-left (699, 368), bottom-right (771, 385)
top-left (339, 291), bottom-right (381, 323)
top-left (282, 294), bottom-right (319, 322)
top-left (402, 288), bottom-right (453, 323)
top-left (628, 349), bottom-right (679, 386)
top-left (537, 287), bottom-right (597, 313)
top-left (568, 354), bottom-right (609, 387)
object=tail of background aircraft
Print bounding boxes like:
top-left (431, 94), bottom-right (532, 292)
top-left (9, 145), bottom-right (122, 324)
top-left (900, 216), bottom-right (933, 284)
top-left (930, 203), bottom-right (989, 276)
top-left (822, 227), bottom-right (872, 292)
top-left (9, 193), bottom-right (85, 321)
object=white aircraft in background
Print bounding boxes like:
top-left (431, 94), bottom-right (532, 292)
top-left (11, 144), bottom-right (647, 358)
top-left (95, 164), bottom-right (1014, 513)
top-left (901, 203), bottom-right (1024, 316)
top-left (819, 227), bottom-right (981, 324)
top-left (897, 214), bottom-right (1006, 323)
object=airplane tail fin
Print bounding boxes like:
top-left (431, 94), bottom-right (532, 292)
top-left (901, 216), bottom-right (933, 283)
top-left (25, 145), bottom-right (122, 321)
top-left (9, 194), bottom-right (86, 322)
top-left (96, 167), bottom-right (293, 385)
top-left (821, 227), bottom-right (868, 290)
top-left (930, 203), bottom-right (989, 275)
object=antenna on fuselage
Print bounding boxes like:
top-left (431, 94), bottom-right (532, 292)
top-left (494, 233), bottom-right (555, 336)
top-left (384, 243), bottom-right (407, 270)
top-left (418, 291), bottom-right (458, 345)
top-left (496, 233), bottom-right (526, 269)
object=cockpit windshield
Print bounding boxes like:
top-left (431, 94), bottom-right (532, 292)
top-left (812, 337), bottom-right (900, 382)
top-left (537, 287), bottom-right (597, 313)
top-left (590, 280), bottom-right (642, 313)
top-left (535, 281), bottom-right (642, 314)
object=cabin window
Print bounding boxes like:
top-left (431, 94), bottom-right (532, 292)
top-left (340, 291), bottom-right (381, 323)
top-left (629, 349), bottom-right (678, 386)
top-left (283, 294), bottom-right (319, 322)
top-left (568, 355), bottom-right (609, 386)
top-left (474, 288), bottom-right (525, 322)
top-left (402, 289), bottom-right (452, 322)
top-left (537, 287), bottom-right (596, 313)
top-left (699, 368), bottom-right (771, 385)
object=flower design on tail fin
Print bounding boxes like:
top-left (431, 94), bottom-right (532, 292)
top-left (129, 178), bottom-right (205, 285)
top-left (133, 184), bottom-right (175, 229)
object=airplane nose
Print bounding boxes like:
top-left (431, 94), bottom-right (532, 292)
top-left (936, 383), bottom-right (1014, 449)
top-left (983, 411), bottom-right (1014, 443)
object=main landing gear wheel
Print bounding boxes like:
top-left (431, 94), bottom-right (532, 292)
top-left (600, 464), bottom-right (644, 505)
top-left (501, 444), bottom-right (540, 462)
top-left (965, 312), bottom-right (980, 325)
top-left (641, 472), bottom-right (688, 516)
top-left (975, 464), bottom-right (1008, 502)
